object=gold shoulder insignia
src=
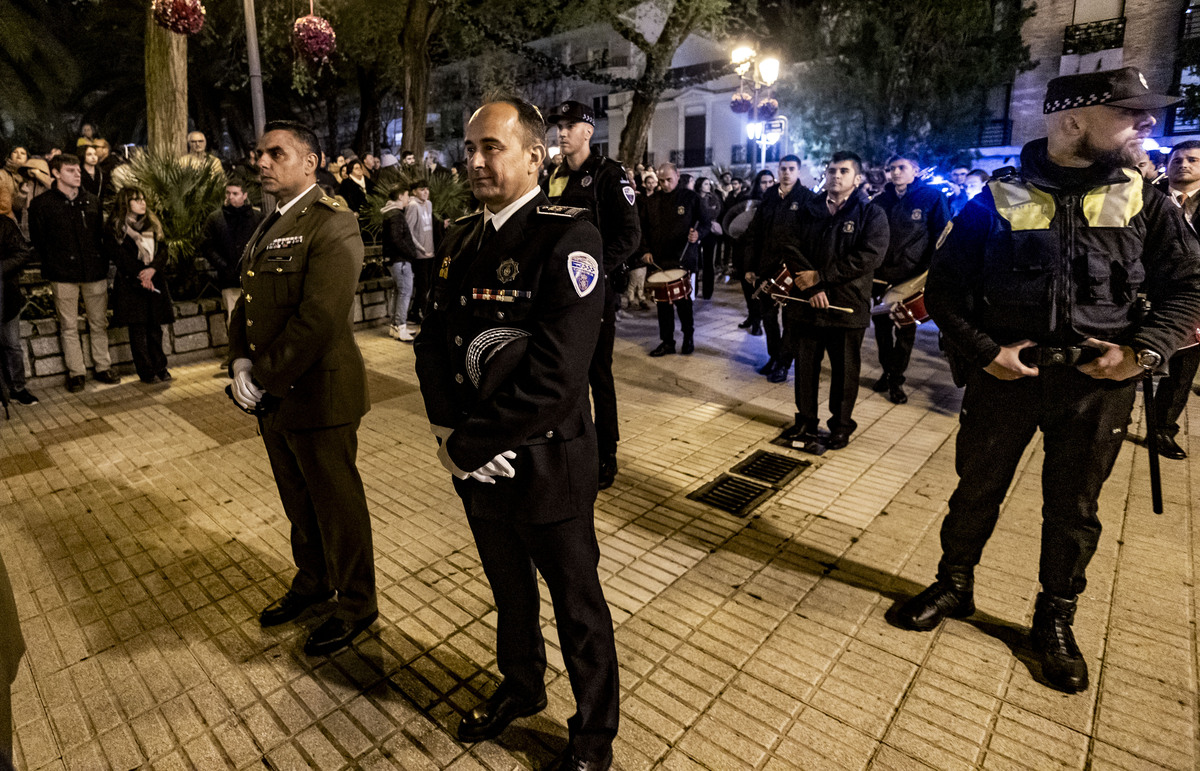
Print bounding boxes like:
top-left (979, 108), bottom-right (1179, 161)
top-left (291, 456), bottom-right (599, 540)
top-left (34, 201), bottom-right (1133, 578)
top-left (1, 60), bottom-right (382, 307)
top-left (455, 210), bottom-right (483, 223)
top-left (536, 205), bottom-right (587, 218)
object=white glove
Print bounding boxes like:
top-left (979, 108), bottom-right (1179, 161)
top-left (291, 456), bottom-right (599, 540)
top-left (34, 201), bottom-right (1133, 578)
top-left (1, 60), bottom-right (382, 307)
top-left (231, 358), bottom-right (264, 410)
top-left (437, 440), bottom-right (517, 484)
top-left (476, 450), bottom-right (517, 479)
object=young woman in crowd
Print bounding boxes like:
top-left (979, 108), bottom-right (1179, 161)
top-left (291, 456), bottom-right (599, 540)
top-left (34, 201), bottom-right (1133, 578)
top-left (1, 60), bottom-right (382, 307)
top-left (105, 187), bottom-right (173, 383)
top-left (80, 145), bottom-right (104, 197)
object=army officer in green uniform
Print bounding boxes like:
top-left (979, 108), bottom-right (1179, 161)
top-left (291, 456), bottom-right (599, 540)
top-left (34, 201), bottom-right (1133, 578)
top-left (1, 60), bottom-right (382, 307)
top-left (228, 120), bottom-right (378, 657)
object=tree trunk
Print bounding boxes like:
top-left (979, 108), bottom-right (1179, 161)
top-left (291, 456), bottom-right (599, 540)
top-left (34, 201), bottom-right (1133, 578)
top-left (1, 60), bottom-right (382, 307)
top-left (619, 88), bottom-right (661, 170)
top-left (145, 10), bottom-right (188, 158)
top-left (353, 65), bottom-right (381, 157)
top-left (400, 0), bottom-right (436, 161)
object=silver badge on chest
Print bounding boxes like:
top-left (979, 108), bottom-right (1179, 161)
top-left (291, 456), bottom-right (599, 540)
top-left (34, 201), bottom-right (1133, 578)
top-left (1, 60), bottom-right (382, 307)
top-left (497, 258), bottom-right (520, 283)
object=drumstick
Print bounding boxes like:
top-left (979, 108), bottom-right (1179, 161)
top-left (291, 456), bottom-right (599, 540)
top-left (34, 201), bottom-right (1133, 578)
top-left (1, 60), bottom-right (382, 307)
top-left (775, 295), bottom-right (854, 313)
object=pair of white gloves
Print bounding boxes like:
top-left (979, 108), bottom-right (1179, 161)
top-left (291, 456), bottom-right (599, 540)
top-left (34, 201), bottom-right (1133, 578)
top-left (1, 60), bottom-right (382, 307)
top-left (430, 425), bottom-right (517, 484)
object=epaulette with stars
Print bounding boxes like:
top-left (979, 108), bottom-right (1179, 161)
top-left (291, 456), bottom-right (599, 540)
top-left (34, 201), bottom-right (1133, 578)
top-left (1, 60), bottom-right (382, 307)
top-left (536, 205), bottom-right (588, 219)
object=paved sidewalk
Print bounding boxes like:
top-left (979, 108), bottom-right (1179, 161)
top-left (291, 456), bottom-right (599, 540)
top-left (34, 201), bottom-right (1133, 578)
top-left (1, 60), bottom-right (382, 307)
top-left (1, 283), bottom-right (1196, 770)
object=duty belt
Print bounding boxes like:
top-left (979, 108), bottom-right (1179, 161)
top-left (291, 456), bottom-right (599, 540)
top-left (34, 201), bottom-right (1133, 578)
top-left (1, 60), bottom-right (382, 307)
top-left (1018, 345), bottom-right (1101, 368)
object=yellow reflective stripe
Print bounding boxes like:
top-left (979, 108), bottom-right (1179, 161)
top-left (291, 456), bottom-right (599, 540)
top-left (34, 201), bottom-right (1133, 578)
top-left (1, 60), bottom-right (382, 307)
top-left (989, 180), bottom-right (1055, 230)
top-left (1081, 168), bottom-right (1143, 228)
top-left (547, 169), bottom-right (569, 199)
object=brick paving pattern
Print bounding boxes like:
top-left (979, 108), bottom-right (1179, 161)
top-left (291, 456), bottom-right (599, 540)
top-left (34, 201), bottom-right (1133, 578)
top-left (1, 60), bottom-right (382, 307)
top-left (1, 284), bottom-right (1196, 770)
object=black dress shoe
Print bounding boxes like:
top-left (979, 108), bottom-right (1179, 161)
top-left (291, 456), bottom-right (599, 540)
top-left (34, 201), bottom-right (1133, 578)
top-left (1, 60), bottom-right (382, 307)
top-left (780, 423), bottom-right (819, 443)
top-left (303, 610), bottom-right (378, 656)
top-left (1031, 593), bottom-right (1088, 693)
top-left (649, 341), bottom-right (675, 357)
top-left (681, 336), bottom-right (694, 355)
top-left (895, 569), bottom-right (975, 631)
top-left (748, 321), bottom-right (763, 336)
top-left (259, 590), bottom-right (335, 627)
top-left (871, 376), bottom-right (889, 392)
top-left (767, 362), bottom-right (789, 383)
top-left (825, 432), bottom-right (851, 450)
top-left (1157, 433), bottom-right (1187, 460)
top-left (598, 455), bottom-right (617, 490)
top-left (757, 358), bottom-right (777, 375)
top-left (94, 369), bottom-right (122, 384)
top-left (544, 746), bottom-right (613, 771)
top-left (888, 383), bottom-right (908, 405)
top-left (66, 375), bottom-right (85, 393)
top-left (737, 317), bottom-right (755, 329)
top-left (458, 684), bottom-right (548, 742)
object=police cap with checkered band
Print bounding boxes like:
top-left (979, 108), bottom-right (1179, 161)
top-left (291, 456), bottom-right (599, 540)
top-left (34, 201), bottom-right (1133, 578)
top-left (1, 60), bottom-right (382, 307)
top-left (1043, 66), bottom-right (1182, 114)
top-left (545, 100), bottom-right (596, 127)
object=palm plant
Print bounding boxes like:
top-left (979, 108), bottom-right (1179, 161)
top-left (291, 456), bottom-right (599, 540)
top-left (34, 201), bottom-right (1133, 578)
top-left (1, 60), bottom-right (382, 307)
top-left (360, 168), bottom-right (473, 239)
top-left (115, 150), bottom-right (228, 298)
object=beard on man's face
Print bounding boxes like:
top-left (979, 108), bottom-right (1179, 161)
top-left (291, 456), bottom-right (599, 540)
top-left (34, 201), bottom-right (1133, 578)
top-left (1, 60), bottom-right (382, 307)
top-left (1080, 133), bottom-right (1144, 168)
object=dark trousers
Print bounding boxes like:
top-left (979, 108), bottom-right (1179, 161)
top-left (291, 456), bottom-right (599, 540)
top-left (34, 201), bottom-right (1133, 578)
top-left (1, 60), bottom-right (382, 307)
top-left (590, 296), bottom-right (619, 459)
top-left (259, 418), bottom-right (377, 620)
top-left (940, 368), bottom-right (1136, 597)
top-left (127, 323), bottom-right (167, 382)
top-left (1154, 346), bottom-right (1200, 436)
top-left (467, 512), bottom-right (620, 758)
top-left (0, 316), bottom-right (25, 392)
top-left (791, 326), bottom-right (866, 435)
top-left (656, 297), bottom-right (694, 344)
top-left (873, 315), bottom-right (917, 385)
top-left (757, 295), bottom-right (790, 364)
top-left (699, 236), bottom-right (718, 299)
top-left (411, 258), bottom-right (436, 322)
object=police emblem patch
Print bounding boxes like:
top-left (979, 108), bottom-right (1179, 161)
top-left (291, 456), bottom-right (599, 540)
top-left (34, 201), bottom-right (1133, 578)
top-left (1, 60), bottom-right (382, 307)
top-left (497, 258), bottom-right (520, 283)
top-left (790, 202), bottom-right (799, 211)
top-left (842, 221), bottom-right (856, 234)
top-left (677, 205), bottom-right (685, 215)
top-left (623, 186), bottom-right (636, 205)
top-left (911, 208), bottom-right (923, 221)
top-left (581, 175), bottom-right (593, 188)
top-left (567, 251), bottom-right (599, 298)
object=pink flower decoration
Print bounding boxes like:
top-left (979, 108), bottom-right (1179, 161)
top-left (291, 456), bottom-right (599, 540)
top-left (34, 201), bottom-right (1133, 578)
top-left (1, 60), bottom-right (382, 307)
top-left (152, 0), bottom-right (206, 36)
top-left (731, 92), bottom-right (753, 114)
top-left (294, 15), bottom-right (337, 64)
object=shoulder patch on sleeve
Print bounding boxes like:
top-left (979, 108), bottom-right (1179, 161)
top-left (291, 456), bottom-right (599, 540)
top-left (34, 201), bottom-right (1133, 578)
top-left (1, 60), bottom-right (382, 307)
top-left (538, 205), bottom-right (588, 219)
top-left (567, 251), bottom-right (599, 297)
top-left (623, 186), bottom-right (636, 205)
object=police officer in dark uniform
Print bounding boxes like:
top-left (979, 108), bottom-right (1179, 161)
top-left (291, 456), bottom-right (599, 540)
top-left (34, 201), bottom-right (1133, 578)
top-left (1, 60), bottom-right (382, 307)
top-left (639, 162), bottom-right (711, 356)
top-left (871, 152), bottom-right (950, 404)
top-left (744, 154), bottom-right (815, 382)
top-left (228, 120), bottom-right (378, 657)
top-left (897, 68), bottom-right (1200, 694)
top-left (543, 100), bottom-right (641, 490)
top-left (414, 97), bottom-right (619, 771)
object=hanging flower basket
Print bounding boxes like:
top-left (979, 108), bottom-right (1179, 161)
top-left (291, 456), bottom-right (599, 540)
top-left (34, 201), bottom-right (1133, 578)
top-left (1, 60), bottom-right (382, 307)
top-left (757, 98), bottom-right (779, 119)
top-left (294, 14), bottom-right (337, 65)
top-left (152, 0), bottom-right (206, 36)
top-left (730, 92), bottom-right (753, 115)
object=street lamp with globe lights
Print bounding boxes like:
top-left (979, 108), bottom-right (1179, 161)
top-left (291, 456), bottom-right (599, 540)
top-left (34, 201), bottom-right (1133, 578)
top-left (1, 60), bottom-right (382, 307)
top-left (730, 47), bottom-right (781, 174)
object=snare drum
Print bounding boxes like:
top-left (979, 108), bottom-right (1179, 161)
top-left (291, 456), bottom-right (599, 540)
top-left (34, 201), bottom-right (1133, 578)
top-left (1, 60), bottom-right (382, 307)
top-left (646, 269), bottom-right (692, 303)
top-left (870, 271), bottom-right (929, 326)
top-left (1177, 327), bottom-right (1200, 352)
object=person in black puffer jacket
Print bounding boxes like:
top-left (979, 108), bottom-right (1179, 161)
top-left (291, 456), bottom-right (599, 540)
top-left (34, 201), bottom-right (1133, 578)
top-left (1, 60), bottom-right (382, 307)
top-left (201, 178), bottom-right (265, 327)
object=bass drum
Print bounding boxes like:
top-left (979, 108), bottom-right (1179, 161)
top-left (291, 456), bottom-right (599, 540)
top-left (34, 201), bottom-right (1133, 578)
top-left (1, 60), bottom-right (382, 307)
top-left (721, 199), bottom-right (759, 240)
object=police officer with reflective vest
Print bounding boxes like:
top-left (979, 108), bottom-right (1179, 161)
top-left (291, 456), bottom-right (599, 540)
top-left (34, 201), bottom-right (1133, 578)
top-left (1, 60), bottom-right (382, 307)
top-left (870, 152), bottom-right (950, 404)
top-left (414, 97), bottom-right (619, 771)
top-left (543, 100), bottom-right (641, 489)
top-left (898, 68), bottom-right (1200, 694)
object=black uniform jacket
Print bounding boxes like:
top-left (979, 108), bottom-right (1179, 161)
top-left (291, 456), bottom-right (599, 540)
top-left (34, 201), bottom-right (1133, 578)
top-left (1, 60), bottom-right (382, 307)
top-left (228, 185), bottom-right (369, 430)
top-left (202, 203), bottom-right (265, 289)
top-left (927, 138), bottom-right (1200, 370)
top-left (783, 188), bottom-right (889, 329)
top-left (0, 216), bottom-right (31, 324)
top-left (543, 150), bottom-right (641, 278)
top-left (872, 179), bottom-right (951, 286)
top-left (414, 192), bottom-right (604, 523)
top-left (638, 186), bottom-right (711, 271)
top-left (746, 182), bottom-right (817, 277)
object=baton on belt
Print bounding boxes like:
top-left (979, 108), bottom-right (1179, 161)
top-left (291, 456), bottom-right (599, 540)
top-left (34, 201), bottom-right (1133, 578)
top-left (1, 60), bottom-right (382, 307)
top-left (1142, 370), bottom-right (1163, 514)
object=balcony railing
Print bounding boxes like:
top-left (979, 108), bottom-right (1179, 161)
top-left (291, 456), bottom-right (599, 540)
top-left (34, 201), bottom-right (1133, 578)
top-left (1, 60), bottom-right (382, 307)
top-left (1063, 17), bottom-right (1126, 56)
top-left (978, 119), bottom-right (1013, 147)
top-left (1184, 6), bottom-right (1200, 41)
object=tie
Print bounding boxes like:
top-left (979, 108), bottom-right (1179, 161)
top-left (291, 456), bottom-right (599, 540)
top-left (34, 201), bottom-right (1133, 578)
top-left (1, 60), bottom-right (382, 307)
top-left (478, 220), bottom-right (497, 252)
top-left (253, 210), bottom-right (282, 253)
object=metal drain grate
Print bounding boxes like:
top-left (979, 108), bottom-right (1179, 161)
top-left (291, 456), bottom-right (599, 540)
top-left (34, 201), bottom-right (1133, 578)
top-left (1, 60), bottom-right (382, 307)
top-left (730, 450), bottom-right (810, 486)
top-left (687, 474), bottom-right (775, 517)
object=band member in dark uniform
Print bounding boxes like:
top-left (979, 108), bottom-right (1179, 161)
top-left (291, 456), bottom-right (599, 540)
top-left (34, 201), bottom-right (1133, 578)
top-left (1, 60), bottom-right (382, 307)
top-left (744, 155), bottom-right (814, 382)
top-left (638, 162), bottom-right (711, 356)
top-left (782, 151), bottom-right (889, 449)
top-left (228, 120), bottom-right (378, 657)
top-left (870, 152), bottom-right (950, 404)
top-left (543, 100), bottom-right (641, 489)
top-left (414, 96), bottom-right (619, 771)
top-left (897, 68), bottom-right (1200, 694)
top-left (1152, 140), bottom-right (1200, 459)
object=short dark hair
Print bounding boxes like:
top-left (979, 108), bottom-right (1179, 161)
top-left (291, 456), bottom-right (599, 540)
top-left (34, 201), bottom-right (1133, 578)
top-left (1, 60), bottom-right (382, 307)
top-left (388, 186), bottom-right (408, 201)
top-left (829, 151), bottom-right (863, 175)
top-left (226, 175), bottom-right (249, 191)
top-left (885, 153), bottom-right (919, 167)
top-left (50, 154), bottom-right (80, 173)
top-left (780, 154), bottom-right (802, 165)
top-left (1168, 140), bottom-right (1200, 161)
top-left (967, 169), bottom-right (989, 182)
top-left (408, 178), bottom-right (429, 192)
top-left (479, 94), bottom-right (546, 151)
top-left (952, 163), bottom-right (970, 172)
top-left (262, 120), bottom-right (321, 160)
top-left (401, 150), bottom-right (415, 160)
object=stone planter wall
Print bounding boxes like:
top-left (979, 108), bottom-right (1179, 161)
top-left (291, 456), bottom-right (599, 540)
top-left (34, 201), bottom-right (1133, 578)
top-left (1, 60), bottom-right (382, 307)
top-left (15, 278), bottom-right (395, 383)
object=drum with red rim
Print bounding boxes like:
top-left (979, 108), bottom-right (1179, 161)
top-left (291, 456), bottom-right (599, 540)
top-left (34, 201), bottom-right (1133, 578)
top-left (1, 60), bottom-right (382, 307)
top-left (646, 268), bottom-right (691, 303)
top-left (871, 271), bottom-right (930, 326)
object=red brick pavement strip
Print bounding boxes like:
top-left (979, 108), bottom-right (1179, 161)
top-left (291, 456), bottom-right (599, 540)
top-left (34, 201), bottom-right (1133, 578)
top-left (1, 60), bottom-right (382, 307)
top-left (1, 285), bottom-right (1198, 769)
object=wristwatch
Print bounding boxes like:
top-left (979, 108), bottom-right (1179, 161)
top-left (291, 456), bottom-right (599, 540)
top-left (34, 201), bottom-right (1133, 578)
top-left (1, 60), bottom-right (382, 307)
top-left (1136, 349), bottom-right (1162, 371)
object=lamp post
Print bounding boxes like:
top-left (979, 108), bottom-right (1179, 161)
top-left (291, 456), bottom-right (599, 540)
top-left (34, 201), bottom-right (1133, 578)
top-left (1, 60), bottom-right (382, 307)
top-left (731, 48), bottom-right (780, 175)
